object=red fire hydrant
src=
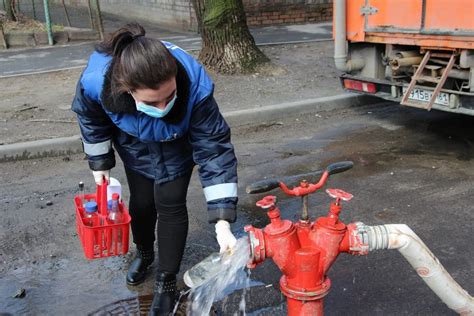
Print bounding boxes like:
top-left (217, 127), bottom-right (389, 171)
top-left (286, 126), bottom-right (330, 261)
top-left (245, 161), bottom-right (364, 316)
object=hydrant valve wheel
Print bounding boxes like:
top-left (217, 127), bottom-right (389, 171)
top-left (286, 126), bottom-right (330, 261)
top-left (256, 195), bottom-right (277, 209)
top-left (326, 188), bottom-right (353, 201)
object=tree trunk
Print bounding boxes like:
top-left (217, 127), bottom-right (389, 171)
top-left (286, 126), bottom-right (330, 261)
top-left (192, 0), bottom-right (269, 74)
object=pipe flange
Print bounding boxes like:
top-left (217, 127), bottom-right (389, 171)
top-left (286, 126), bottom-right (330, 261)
top-left (347, 222), bottom-right (369, 255)
top-left (244, 225), bottom-right (265, 268)
top-left (279, 276), bottom-right (332, 301)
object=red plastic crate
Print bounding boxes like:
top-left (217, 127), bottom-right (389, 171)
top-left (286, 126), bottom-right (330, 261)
top-left (74, 182), bottom-right (131, 259)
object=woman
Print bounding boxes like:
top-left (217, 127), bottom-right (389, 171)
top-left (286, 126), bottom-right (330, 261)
top-left (72, 23), bottom-right (238, 315)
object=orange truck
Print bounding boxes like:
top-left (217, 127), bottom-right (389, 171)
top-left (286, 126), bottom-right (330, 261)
top-left (333, 0), bottom-right (474, 115)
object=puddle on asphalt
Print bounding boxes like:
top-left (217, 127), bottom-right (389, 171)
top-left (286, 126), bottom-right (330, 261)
top-left (85, 240), bottom-right (261, 315)
top-left (88, 289), bottom-right (279, 316)
top-left (86, 293), bottom-right (207, 315)
top-left (88, 280), bottom-right (267, 315)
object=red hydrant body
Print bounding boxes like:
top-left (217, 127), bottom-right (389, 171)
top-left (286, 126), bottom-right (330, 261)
top-left (245, 187), bottom-right (358, 316)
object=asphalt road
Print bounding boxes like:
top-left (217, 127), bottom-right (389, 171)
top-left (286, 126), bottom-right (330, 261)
top-left (0, 23), bottom-right (332, 77)
top-left (1, 101), bottom-right (473, 315)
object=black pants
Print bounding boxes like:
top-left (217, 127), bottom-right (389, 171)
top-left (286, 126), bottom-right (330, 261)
top-left (125, 166), bottom-right (192, 274)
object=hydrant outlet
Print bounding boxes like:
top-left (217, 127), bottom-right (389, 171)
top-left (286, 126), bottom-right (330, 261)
top-left (244, 225), bottom-right (266, 268)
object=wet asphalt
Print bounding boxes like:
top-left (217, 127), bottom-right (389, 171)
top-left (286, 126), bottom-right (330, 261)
top-left (1, 100), bottom-right (473, 315)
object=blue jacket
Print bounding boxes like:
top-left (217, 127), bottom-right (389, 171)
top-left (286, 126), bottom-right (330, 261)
top-left (71, 42), bottom-right (238, 223)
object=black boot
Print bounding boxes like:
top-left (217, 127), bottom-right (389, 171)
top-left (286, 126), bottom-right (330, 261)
top-left (149, 271), bottom-right (177, 316)
top-left (126, 248), bottom-right (154, 286)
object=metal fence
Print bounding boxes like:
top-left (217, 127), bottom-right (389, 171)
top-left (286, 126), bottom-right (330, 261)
top-left (0, 0), bottom-right (103, 35)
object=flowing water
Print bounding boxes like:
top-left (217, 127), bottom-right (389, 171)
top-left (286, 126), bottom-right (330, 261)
top-left (187, 238), bottom-right (251, 315)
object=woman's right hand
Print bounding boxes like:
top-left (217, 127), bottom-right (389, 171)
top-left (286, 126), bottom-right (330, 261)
top-left (215, 220), bottom-right (237, 253)
top-left (92, 170), bottom-right (110, 185)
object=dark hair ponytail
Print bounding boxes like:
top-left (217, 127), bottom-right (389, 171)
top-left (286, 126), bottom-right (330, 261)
top-left (96, 22), bottom-right (177, 96)
top-left (95, 22), bottom-right (145, 56)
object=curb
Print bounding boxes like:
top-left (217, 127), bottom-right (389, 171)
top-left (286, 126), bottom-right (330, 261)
top-left (0, 93), bottom-right (380, 162)
top-left (0, 135), bottom-right (82, 162)
top-left (223, 93), bottom-right (378, 127)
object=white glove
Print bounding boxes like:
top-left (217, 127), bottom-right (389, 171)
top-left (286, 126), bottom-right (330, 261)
top-left (215, 220), bottom-right (237, 253)
top-left (92, 170), bottom-right (110, 185)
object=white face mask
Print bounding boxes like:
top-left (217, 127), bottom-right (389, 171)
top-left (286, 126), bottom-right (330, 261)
top-left (133, 92), bottom-right (177, 118)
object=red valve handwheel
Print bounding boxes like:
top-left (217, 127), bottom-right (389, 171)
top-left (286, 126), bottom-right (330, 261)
top-left (256, 196), bottom-right (277, 209)
top-left (326, 188), bottom-right (353, 201)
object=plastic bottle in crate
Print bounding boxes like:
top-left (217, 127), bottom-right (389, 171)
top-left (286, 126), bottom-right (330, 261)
top-left (107, 193), bottom-right (123, 253)
top-left (107, 193), bottom-right (123, 224)
top-left (83, 201), bottom-right (100, 256)
top-left (78, 181), bottom-right (85, 206)
top-left (83, 201), bottom-right (99, 227)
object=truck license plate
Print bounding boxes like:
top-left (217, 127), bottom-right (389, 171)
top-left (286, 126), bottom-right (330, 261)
top-left (403, 88), bottom-right (449, 106)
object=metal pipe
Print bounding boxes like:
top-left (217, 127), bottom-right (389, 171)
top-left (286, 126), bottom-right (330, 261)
top-left (42, 0), bottom-right (53, 46)
top-left (61, 0), bottom-right (71, 27)
top-left (390, 56), bottom-right (423, 70)
top-left (334, 0), bottom-right (365, 72)
top-left (333, 0), bottom-right (347, 71)
top-left (395, 51), bottom-right (421, 58)
top-left (31, 0), bottom-right (36, 20)
top-left (448, 68), bottom-right (470, 80)
top-left (357, 224), bottom-right (474, 315)
top-left (0, 21), bottom-right (6, 49)
top-left (302, 195), bottom-right (309, 221)
top-left (87, 0), bottom-right (94, 30)
top-left (91, 0), bottom-right (104, 40)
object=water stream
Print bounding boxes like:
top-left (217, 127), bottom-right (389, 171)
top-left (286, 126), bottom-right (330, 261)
top-left (186, 238), bottom-right (251, 315)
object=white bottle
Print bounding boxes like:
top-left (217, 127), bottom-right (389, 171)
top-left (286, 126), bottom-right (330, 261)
top-left (107, 177), bottom-right (122, 202)
top-left (183, 251), bottom-right (233, 288)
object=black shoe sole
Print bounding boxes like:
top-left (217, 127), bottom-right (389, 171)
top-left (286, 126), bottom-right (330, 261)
top-left (126, 277), bottom-right (146, 286)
